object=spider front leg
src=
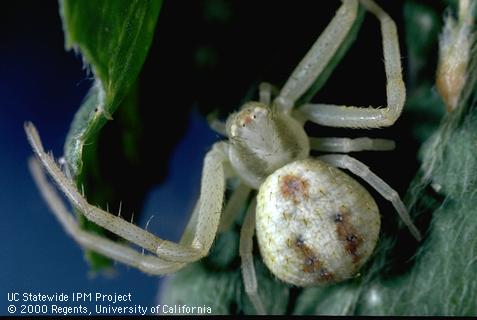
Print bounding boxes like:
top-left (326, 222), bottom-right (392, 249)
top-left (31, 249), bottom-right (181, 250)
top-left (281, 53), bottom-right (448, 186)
top-left (274, 0), bottom-right (359, 111)
top-left (319, 154), bottom-right (422, 240)
top-left (258, 82), bottom-right (280, 106)
top-left (25, 122), bottom-right (230, 268)
top-left (208, 116), bottom-right (227, 136)
top-left (310, 137), bottom-right (395, 153)
top-left (28, 157), bottom-right (185, 274)
top-left (297, 0), bottom-right (406, 128)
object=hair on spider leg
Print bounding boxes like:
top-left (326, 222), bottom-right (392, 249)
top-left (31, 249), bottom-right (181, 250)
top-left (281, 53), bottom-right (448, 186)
top-left (136, 215), bottom-right (156, 256)
top-left (118, 201), bottom-right (123, 218)
top-left (144, 214), bottom-right (156, 232)
top-left (58, 156), bottom-right (66, 169)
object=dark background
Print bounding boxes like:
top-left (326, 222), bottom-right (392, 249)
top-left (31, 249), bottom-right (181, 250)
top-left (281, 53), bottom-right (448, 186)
top-left (0, 0), bottom-right (428, 315)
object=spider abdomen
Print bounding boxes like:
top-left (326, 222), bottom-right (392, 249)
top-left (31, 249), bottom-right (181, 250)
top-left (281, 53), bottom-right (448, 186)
top-left (256, 158), bottom-right (380, 287)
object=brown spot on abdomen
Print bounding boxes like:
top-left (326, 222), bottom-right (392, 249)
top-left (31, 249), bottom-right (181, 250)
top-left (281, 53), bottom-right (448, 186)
top-left (293, 236), bottom-right (334, 281)
top-left (334, 207), bottom-right (363, 264)
top-left (280, 174), bottom-right (309, 204)
top-left (319, 268), bottom-right (333, 281)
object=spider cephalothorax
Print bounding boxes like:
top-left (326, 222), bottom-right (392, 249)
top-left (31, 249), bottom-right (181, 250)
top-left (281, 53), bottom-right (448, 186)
top-left (26, 0), bottom-right (421, 315)
top-left (226, 102), bottom-right (309, 188)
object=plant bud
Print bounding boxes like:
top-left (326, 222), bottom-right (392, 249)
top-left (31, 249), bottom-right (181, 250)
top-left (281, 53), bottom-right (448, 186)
top-left (436, 1), bottom-right (474, 112)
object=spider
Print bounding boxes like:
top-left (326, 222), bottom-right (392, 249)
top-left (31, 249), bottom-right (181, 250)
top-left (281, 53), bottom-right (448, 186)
top-left (25, 0), bottom-right (421, 315)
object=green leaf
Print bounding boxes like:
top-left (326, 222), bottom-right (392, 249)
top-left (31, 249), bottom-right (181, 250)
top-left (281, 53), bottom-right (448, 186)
top-left (73, 84), bottom-right (142, 271)
top-left (59, 0), bottom-right (162, 269)
top-left (60, 0), bottom-right (162, 176)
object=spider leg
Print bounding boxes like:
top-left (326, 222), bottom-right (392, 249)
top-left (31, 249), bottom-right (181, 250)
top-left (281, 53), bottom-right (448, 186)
top-left (218, 182), bottom-right (252, 233)
top-left (184, 141), bottom-right (229, 251)
top-left (180, 179), bottom-right (249, 243)
top-left (310, 137), bottom-right (395, 153)
top-left (318, 154), bottom-right (422, 241)
top-left (239, 199), bottom-right (266, 315)
top-left (259, 82), bottom-right (279, 106)
top-left (297, 0), bottom-right (406, 128)
top-left (25, 122), bottom-right (229, 264)
top-left (179, 199), bottom-right (200, 246)
top-left (28, 157), bottom-right (185, 274)
top-left (207, 115), bottom-right (227, 136)
top-left (274, 0), bottom-right (359, 111)
top-left (259, 82), bottom-right (273, 105)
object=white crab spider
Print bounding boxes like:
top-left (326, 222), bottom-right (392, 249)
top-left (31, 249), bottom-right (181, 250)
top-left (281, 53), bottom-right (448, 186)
top-left (25, 0), bottom-right (421, 315)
